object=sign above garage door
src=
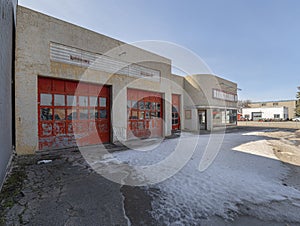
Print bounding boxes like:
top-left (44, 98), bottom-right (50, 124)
top-left (50, 42), bottom-right (161, 82)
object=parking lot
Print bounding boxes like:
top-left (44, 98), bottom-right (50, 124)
top-left (1, 126), bottom-right (300, 225)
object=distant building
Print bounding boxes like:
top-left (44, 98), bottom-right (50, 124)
top-left (248, 100), bottom-right (296, 119)
top-left (242, 107), bottom-right (288, 121)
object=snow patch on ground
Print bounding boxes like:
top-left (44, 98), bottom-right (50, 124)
top-left (103, 132), bottom-right (300, 224)
top-left (233, 140), bottom-right (279, 160)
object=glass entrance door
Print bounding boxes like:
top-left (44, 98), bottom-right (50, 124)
top-left (198, 110), bottom-right (207, 130)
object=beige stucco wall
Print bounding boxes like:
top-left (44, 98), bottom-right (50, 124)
top-left (170, 74), bottom-right (185, 129)
top-left (15, 6), bottom-right (180, 154)
top-left (183, 74), bottom-right (238, 131)
top-left (249, 100), bottom-right (296, 119)
top-left (15, 6), bottom-right (238, 154)
top-left (184, 74), bottom-right (237, 108)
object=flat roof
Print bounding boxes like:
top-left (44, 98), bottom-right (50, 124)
top-left (251, 99), bottom-right (296, 104)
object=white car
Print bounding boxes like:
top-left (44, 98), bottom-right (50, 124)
top-left (292, 117), bottom-right (300, 122)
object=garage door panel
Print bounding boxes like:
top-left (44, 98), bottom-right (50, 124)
top-left (53, 121), bottom-right (66, 135)
top-left (40, 122), bottom-right (53, 137)
top-left (53, 79), bottom-right (65, 93)
top-left (67, 122), bottom-right (74, 134)
top-left (39, 77), bottom-right (52, 92)
top-left (65, 81), bottom-right (78, 93)
top-left (127, 89), bottom-right (163, 139)
top-left (38, 77), bottom-right (111, 150)
top-left (89, 84), bottom-right (101, 95)
top-left (76, 83), bottom-right (90, 95)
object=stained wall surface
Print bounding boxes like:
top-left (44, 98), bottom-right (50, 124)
top-left (0, 0), bottom-right (17, 189)
top-left (15, 6), bottom-right (180, 154)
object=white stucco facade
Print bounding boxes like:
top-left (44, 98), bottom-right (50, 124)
top-left (242, 107), bottom-right (288, 120)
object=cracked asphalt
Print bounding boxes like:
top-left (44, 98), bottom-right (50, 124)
top-left (1, 127), bottom-right (300, 226)
top-left (0, 147), bottom-right (153, 226)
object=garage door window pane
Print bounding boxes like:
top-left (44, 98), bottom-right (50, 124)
top-left (100, 97), bottom-right (106, 107)
top-left (79, 96), bottom-right (88, 107)
top-left (151, 103), bottom-right (156, 110)
top-left (138, 121), bottom-right (144, 130)
top-left (131, 110), bottom-right (138, 119)
top-left (54, 109), bottom-right (65, 120)
top-left (40, 108), bottom-right (53, 120)
top-left (157, 112), bottom-right (161, 118)
top-left (139, 102), bottom-right (144, 110)
top-left (145, 111), bottom-right (150, 119)
top-left (132, 101), bottom-right (137, 109)
top-left (67, 110), bottom-right (77, 120)
top-left (151, 112), bottom-right (157, 118)
top-left (41, 123), bottom-right (52, 136)
top-left (90, 109), bottom-right (97, 119)
top-left (100, 109), bottom-right (107, 119)
top-left (145, 102), bottom-right (151, 110)
top-left (67, 95), bottom-right (76, 106)
top-left (139, 111), bottom-right (144, 119)
top-left (90, 96), bottom-right (98, 107)
top-left (41, 94), bottom-right (52, 106)
top-left (79, 109), bottom-right (89, 119)
top-left (156, 103), bottom-right (161, 111)
top-left (54, 94), bottom-right (65, 106)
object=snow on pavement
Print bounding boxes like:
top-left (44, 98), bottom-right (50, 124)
top-left (100, 132), bottom-right (300, 224)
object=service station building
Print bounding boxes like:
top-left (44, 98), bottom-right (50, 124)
top-left (15, 6), bottom-right (238, 154)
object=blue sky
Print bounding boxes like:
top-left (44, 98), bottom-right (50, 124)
top-left (19, 0), bottom-right (300, 101)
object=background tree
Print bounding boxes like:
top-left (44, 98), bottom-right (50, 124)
top-left (237, 100), bottom-right (252, 114)
top-left (238, 100), bottom-right (252, 108)
top-left (296, 87), bottom-right (300, 117)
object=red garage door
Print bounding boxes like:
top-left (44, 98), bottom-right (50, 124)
top-left (172, 94), bottom-right (180, 131)
top-left (38, 77), bottom-right (110, 150)
top-left (127, 89), bottom-right (163, 139)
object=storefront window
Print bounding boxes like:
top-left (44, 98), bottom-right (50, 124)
top-left (213, 109), bottom-right (222, 126)
top-left (226, 109), bottom-right (237, 125)
top-left (213, 109), bottom-right (237, 126)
